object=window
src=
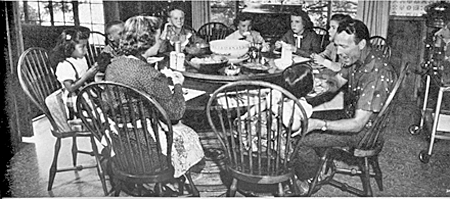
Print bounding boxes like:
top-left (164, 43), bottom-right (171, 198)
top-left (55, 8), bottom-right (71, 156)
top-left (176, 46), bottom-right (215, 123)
top-left (210, 0), bottom-right (240, 28)
top-left (19, 0), bottom-right (105, 33)
top-left (306, 0), bottom-right (358, 28)
top-left (231, 0), bottom-right (357, 28)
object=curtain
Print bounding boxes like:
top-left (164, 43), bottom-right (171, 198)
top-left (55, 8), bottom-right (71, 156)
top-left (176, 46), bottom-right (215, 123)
top-left (357, 0), bottom-right (391, 39)
top-left (191, 0), bottom-right (211, 31)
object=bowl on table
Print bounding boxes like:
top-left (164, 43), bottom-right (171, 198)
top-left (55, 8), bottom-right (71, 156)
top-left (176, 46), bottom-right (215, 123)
top-left (185, 42), bottom-right (210, 56)
top-left (209, 39), bottom-right (250, 58)
top-left (186, 54), bottom-right (229, 74)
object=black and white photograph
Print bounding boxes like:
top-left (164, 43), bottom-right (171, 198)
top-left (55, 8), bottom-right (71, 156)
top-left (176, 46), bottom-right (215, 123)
top-left (2, 0), bottom-right (450, 197)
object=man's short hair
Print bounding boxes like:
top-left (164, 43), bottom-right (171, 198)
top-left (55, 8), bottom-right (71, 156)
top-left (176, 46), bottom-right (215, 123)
top-left (336, 19), bottom-right (370, 44)
top-left (105, 20), bottom-right (124, 35)
top-left (330, 14), bottom-right (352, 24)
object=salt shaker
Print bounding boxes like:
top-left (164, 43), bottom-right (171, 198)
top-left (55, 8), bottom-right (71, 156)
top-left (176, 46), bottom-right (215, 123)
top-left (176, 53), bottom-right (185, 71)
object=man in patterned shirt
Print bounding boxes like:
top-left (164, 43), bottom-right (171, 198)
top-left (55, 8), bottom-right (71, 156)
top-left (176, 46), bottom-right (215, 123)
top-left (291, 19), bottom-right (397, 194)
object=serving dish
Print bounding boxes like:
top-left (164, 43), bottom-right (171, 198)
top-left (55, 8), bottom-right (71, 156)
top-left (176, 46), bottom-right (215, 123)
top-left (186, 54), bottom-right (229, 74)
top-left (209, 39), bottom-right (250, 58)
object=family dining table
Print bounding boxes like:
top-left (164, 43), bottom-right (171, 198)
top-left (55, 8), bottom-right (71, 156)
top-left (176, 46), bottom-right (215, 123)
top-left (161, 49), bottom-right (345, 113)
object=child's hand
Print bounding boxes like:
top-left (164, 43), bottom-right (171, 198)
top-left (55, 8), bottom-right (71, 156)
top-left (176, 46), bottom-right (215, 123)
top-left (86, 64), bottom-right (99, 78)
top-left (311, 53), bottom-right (325, 65)
top-left (171, 71), bottom-right (185, 85)
top-left (160, 23), bottom-right (172, 40)
top-left (274, 41), bottom-right (282, 49)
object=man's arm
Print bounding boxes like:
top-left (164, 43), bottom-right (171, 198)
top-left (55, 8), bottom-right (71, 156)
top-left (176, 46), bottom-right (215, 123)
top-left (307, 109), bottom-right (373, 133)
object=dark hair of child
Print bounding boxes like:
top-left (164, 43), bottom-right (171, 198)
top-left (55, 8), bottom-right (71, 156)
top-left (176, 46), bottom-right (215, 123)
top-left (282, 63), bottom-right (314, 98)
top-left (233, 13), bottom-right (253, 29)
top-left (49, 27), bottom-right (89, 69)
top-left (290, 9), bottom-right (314, 30)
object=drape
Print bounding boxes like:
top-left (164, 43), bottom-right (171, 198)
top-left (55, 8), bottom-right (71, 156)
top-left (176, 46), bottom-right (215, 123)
top-left (191, 0), bottom-right (211, 31)
top-left (357, 0), bottom-right (391, 39)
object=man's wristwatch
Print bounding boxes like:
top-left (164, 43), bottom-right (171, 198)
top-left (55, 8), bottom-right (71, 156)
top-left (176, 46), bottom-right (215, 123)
top-left (321, 120), bottom-right (328, 131)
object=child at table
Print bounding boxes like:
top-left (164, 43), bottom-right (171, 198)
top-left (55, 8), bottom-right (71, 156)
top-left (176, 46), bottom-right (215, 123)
top-left (159, 8), bottom-right (205, 53)
top-left (225, 13), bottom-right (269, 52)
top-left (235, 63), bottom-right (314, 153)
top-left (97, 20), bottom-right (124, 73)
top-left (51, 28), bottom-right (98, 120)
top-left (311, 14), bottom-right (352, 72)
top-left (275, 9), bottom-right (321, 57)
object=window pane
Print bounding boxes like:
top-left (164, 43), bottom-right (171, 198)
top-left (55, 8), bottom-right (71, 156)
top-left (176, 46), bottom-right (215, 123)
top-left (52, 1), bottom-right (74, 25)
top-left (211, 0), bottom-right (237, 28)
top-left (79, 0), bottom-right (105, 33)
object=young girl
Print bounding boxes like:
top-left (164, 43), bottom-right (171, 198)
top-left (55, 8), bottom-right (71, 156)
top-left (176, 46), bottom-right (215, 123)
top-left (274, 10), bottom-right (321, 57)
top-left (51, 28), bottom-right (98, 120)
top-left (310, 14), bottom-right (352, 72)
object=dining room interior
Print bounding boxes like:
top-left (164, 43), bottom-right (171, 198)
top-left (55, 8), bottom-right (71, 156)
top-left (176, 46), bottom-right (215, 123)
top-left (2, 0), bottom-right (450, 197)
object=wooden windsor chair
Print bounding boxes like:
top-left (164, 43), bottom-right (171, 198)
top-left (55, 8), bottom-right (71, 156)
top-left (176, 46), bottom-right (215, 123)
top-left (86, 31), bottom-right (106, 68)
top-left (17, 47), bottom-right (108, 194)
top-left (206, 81), bottom-right (310, 197)
top-left (369, 36), bottom-right (392, 60)
top-left (197, 22), bottom-right (233, 42)
top-left (76, 81), bottom-right (199, 197)
top-left (307, 62), bottom-right (410, 197)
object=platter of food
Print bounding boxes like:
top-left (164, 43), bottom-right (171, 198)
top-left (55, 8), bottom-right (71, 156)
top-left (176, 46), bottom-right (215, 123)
top-left (186, 55), bottom-right (228, 74)
top-left (240, 62), bottom-right (271, 72)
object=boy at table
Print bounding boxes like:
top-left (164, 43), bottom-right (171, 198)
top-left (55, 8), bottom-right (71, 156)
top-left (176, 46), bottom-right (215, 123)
top-left (159, 8), bottom-right (205, 53)
top-left (225, 13), bottom-right (269, 52)
top-left (97, 20), bottom-right (124, 73)
top-left (275, 9), bottom-right (321, 57)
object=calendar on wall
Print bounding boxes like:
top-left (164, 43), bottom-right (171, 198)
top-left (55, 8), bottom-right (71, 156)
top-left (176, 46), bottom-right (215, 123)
top-left (390, 0), bottom-right (442, 16)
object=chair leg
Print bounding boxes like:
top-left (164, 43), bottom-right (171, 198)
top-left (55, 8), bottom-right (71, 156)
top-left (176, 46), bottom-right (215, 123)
top-left (371, 156), bottom-right (383, 191)
top-left (185, 170), bottom-right (199, 197)
top-left (227, 178), bottom-right (238, 197)
top-left (290, 176), bottom-right (300, 196)
top-left (90, 136), bottom-right (108, 195)
top-left (278, 182), bottom-right (284, 197)
top-left (359, 157), bottom-right (373, 196)
top-left (113, 180), bottom-right (122, 196)
top-left (308, 149), bottom-right (329, 196)
top-left (155, 183), bottom-right (164, 197)
top-left (178, 175), bottom-right (186, 195)
top-left (48, 138), bottom-right (62, 191)
top-left (72, 136), bottom-right (78, 166)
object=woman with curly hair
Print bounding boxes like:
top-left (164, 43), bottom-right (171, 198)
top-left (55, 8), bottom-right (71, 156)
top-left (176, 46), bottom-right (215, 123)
top-left (274, 9), bottom-right (322, 57)
top-left (104, 16), bottom-right (204, 182)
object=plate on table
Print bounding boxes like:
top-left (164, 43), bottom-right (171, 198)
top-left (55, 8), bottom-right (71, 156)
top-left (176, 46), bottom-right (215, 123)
top-left (226, 54), bottom-right (250, 64)
top-left (240, 62), bottom-right (271, 73)
top-left (146, 57), bottom-right (164, 63)
top-left (292, 55), bottom-right (310, 63)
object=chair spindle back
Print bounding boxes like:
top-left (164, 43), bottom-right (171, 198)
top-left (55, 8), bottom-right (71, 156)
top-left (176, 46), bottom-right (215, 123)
top-left (358, 62), bottom-right (410, 149)
top-left (198, 22), bottom-right (232, 42)
top-left (86, 31), bottom-right (106, 68)
top-left (17, 47), bottom-right (61, 126)
top-left (206, 81), bottom-right (308, 177)
top-left (76, 81), bottom-right (174, 177)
